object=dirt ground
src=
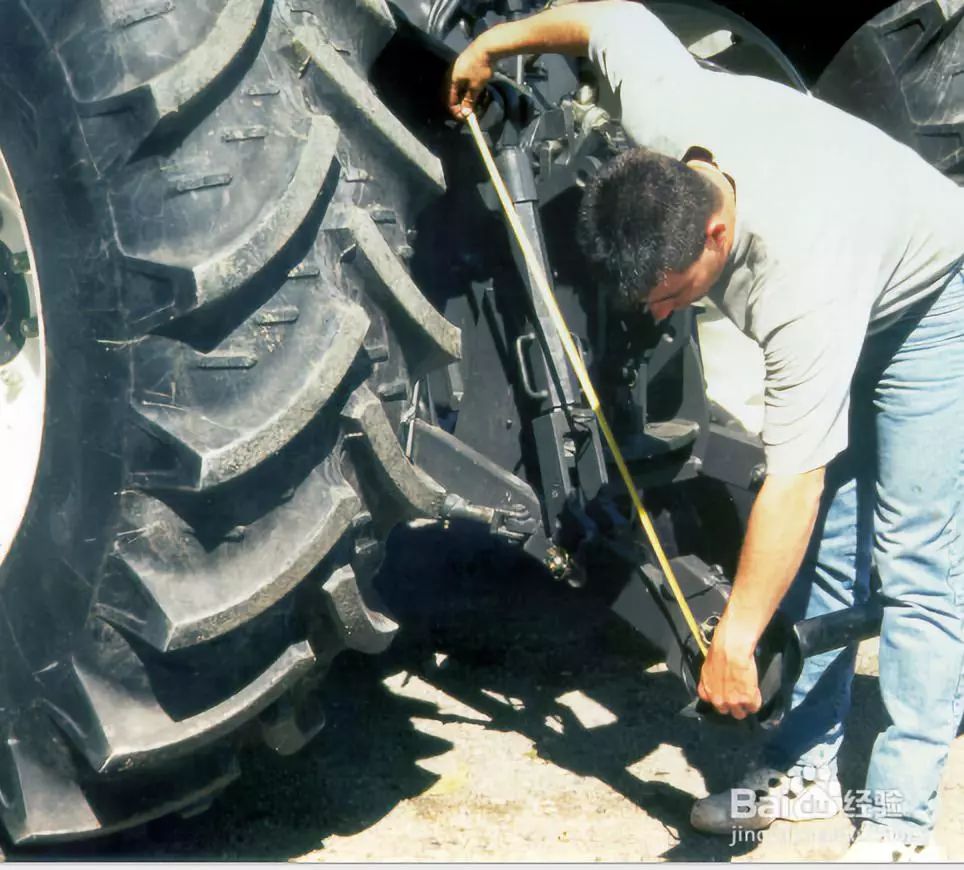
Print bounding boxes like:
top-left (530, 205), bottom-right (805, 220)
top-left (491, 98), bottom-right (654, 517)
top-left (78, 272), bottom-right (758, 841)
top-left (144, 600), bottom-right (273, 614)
top-left (20, 522), bottom-right (963, 864)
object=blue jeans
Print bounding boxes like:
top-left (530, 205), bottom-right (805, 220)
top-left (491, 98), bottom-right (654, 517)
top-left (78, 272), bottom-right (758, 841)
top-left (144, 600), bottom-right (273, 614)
top-left (763, 264), bottom-right (964, 844)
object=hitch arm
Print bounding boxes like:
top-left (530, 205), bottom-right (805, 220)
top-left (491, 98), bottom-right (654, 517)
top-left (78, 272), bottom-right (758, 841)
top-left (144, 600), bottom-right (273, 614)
top-left (492, 145), bottom-right (579, 411)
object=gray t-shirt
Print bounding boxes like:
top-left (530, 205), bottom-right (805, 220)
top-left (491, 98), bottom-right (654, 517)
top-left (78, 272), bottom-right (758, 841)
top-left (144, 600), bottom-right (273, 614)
top-left (589, 0), bottom-right (964, 474)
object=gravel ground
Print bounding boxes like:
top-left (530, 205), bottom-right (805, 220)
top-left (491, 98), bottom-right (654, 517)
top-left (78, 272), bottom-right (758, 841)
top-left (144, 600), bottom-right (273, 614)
top-left (21, 524), bottom-right (964, 863)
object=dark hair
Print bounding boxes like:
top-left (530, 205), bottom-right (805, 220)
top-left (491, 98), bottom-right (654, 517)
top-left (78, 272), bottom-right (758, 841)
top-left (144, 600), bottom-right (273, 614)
top-left (577, 147), bottom-right (720, 311)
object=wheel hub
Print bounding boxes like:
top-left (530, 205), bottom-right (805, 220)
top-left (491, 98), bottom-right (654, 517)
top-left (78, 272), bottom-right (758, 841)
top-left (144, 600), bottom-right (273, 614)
top-left (0, 148), bottom-right (46, 566)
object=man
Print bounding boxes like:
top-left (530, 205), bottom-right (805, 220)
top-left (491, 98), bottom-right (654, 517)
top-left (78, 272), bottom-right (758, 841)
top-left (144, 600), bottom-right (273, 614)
top-left (447, 0), bottom-right (964, 860)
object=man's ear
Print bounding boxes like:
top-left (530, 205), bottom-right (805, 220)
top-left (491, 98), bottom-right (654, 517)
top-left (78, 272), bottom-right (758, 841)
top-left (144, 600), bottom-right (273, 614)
top-left (705, 216), bottom-right (728, 251)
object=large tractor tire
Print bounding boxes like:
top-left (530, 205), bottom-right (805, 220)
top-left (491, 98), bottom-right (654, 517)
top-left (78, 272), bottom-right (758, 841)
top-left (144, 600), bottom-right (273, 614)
top-left (0, 0), bottom-right (457, 844)
top-left (815, 0), bottom-right (964, 184)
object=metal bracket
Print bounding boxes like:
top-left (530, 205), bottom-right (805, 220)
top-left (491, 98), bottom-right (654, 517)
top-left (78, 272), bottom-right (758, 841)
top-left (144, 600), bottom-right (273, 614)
top-left (410, 418), bottom-right (546, 553)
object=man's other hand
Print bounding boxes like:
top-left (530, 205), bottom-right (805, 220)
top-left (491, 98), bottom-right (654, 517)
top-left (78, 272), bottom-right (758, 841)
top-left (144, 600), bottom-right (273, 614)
top-left (446, 45), bottom-right (493, 120)
top-left (697, 634), bottom-right (762, 720)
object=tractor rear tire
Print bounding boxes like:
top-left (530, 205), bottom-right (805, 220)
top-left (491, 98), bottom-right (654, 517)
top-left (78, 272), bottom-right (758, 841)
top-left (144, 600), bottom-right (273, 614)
top-left (0, 0), bottom-right (456, 844)
top-left (816, 0), bottom-right (964, 184)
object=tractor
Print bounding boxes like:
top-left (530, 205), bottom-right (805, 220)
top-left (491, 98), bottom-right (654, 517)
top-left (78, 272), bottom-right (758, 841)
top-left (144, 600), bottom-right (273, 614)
top-left (0, 0), bottom-right (958, 843)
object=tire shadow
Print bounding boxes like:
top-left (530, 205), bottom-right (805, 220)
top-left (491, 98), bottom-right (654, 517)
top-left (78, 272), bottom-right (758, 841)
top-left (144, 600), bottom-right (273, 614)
top-left (11, 522), bottom-right (890, 861)
top-left (8, 649), bottom-right (456, 861)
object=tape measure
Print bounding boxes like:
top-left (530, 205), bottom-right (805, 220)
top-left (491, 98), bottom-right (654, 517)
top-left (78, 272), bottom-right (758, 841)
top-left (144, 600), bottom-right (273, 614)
top-left (466, 111), bottom-right (709, 657)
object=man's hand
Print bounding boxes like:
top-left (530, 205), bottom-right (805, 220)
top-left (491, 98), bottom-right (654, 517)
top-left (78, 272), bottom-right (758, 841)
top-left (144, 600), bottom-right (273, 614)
top-left (441, 4), bottom-right (599, 121)
top-left (446, 45), bottom-right (494, 120)
top-left (697, 630), bottom-right (762, 720)
top-left (696, 466), bottom-right (825, 719)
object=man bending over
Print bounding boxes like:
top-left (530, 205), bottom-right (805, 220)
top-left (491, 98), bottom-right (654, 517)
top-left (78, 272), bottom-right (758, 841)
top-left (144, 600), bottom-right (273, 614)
top-left (447, 0), bottom-right (964, 859)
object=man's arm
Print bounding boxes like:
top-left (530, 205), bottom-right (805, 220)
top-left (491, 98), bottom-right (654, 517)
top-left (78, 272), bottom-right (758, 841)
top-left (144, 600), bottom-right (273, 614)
top-left (446, 1), bottom-right (617, 119)
top-left (697, 467), bottom-right (825, 719)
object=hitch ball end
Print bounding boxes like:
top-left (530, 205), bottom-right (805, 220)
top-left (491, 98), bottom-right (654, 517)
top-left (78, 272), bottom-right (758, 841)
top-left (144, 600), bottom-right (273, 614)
top-left (545, 545), bottom-right (572, 581)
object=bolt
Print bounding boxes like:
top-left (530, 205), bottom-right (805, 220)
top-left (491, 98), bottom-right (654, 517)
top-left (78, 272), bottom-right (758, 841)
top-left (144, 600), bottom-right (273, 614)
top-left (351, 510), bottom-right (373, 531)
top-left (575, 83), bottom-right (596, 105)
top-left (369, 206), bottom-right (396, 224)
top-left (750, 463), bottom-right (767, 487)
top-left (20, 317), bottom-right (38, 338)
top-left (545, 547), bottom-right (570, 581)
top-left (10, 252), bottom-right (29, 274)
top-left (0, 367), bottom-right (23, 399)
top-left (584, 105), bottom-right (611, 131)
top-left (700, 614), bottom-right (721, 641)
top-left (505, 418), bottom-right (513, 429)
top-left (550, 561), bottom-right (564, 576)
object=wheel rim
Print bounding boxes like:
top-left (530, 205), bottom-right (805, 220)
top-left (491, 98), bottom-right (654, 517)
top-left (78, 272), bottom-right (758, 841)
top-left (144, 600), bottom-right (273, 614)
top-left (0, 148), bottom-right (46, 564)
top-left (650, 0), bottom-right (808, 93)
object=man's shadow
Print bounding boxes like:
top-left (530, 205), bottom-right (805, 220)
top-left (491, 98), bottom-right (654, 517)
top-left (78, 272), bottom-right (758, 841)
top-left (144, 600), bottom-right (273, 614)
top-left (373, 521), bottom-right (890, 862)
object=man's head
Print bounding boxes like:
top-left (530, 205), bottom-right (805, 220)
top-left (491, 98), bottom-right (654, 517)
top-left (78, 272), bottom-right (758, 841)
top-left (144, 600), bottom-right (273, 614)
top-left (578, 147), bottom-right (734, 322)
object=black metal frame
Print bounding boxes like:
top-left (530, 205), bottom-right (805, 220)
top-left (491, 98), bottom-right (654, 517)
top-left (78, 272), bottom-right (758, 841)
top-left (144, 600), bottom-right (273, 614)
top-left (390, 0), bottom-right (766, 546)
top-left (380, 0), bottom-right (765, 683)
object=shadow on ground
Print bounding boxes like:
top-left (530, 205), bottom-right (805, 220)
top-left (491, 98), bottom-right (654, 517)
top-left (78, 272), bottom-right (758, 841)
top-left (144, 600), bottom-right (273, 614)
top-left (10, 523), bottom-right (890, 862)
